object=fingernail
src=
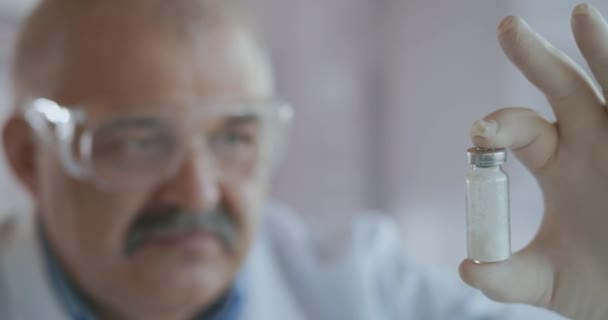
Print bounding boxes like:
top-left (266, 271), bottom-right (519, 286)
top-left (498, 16), bottom-right (514, 33)
top-left (471, 119), bottom-right (498, 138)
top-left (573, 3), bottom-right (603, 20)
top-left (573, 3), bottom-right (590, 16)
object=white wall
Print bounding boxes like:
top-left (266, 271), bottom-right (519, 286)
top-left (245, 0), bottom-right (380, 227)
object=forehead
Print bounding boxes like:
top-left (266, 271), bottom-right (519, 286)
top-left (52, 4), bottom-right (273, 114)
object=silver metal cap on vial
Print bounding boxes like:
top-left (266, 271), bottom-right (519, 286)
top-left (467, 148), bottom-right (507, 167)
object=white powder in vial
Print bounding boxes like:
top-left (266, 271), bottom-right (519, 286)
top-left (465, 148), bottom-right (511, 263)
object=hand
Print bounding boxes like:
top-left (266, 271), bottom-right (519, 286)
top-left (459, 4), bottom-right (608, 320)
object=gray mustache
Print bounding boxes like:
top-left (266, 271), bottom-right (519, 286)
top-left (124, 205), bottom-right (237, 257)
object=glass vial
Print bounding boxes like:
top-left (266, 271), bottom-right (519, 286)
top-left (465, 148), bottom-right (511, 263)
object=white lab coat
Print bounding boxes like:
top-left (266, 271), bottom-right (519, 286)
top-left (0, 204), bottom-right (566, 320)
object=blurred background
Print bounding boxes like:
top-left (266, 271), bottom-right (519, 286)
top-left (1, 0), bottom-right (607, 269)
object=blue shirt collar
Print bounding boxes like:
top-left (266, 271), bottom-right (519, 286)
top-left (39, 225), bottom-right (246, 320)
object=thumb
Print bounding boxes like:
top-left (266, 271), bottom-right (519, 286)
top-left (471, 107), bottom-right (557, 173)
top-left (459, 247), bottom-right (554, 308)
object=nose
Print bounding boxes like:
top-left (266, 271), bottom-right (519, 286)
top-left (153, 149), bottom-right (221, 211)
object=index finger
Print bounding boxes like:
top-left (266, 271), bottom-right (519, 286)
top-left (572, 4), bottom-right (608, 101)
top-left (498, 16), bottom-right (605, 138)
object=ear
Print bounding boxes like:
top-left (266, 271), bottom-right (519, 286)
top-left (3, 115), bottom-right (39, 198)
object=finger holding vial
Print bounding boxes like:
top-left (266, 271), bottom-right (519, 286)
top-left (470, 107), bottom-right (558, 174)
top-left (461, 108), bottom-right (561, 304)
top-left (466, 107), bottom-right (557, 263)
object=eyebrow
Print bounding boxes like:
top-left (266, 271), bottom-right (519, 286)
top-left (93, 113), bottom-right (262, 137)
top-left (97, 117), bottom-right (166, 133)
top-left (223, 114), bottom-right (261, 127)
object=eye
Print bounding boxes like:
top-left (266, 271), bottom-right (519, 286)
top-left (209, 114), bottom-right (263, 148)
top-left (208, 125), bottom-right (261, 163)
top-left (122, 134), bottom-right (173, 155)
top-left (92, 118), bottom-right (177, 167)
top-left (215, 129), bottom-right (255, 145)
top-left (98, 131), bottom-right (173, 160)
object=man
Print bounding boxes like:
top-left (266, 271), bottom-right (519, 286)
top-left (0, 0), bottom-right (607, 319)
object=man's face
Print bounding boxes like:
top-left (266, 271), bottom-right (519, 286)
top-left (30, 5), bottom-right (274, 317)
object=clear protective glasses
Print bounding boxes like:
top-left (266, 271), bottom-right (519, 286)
top-left (22, 97), bottom-right (293, 190)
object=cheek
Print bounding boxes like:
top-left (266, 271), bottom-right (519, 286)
top-left (37, 157), bottom-right (151, 259)
top-left (233, 180), bottom-right (267, 253)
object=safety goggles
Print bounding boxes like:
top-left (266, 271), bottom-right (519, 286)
top-left (23, 97), bottom-right (293, 190)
